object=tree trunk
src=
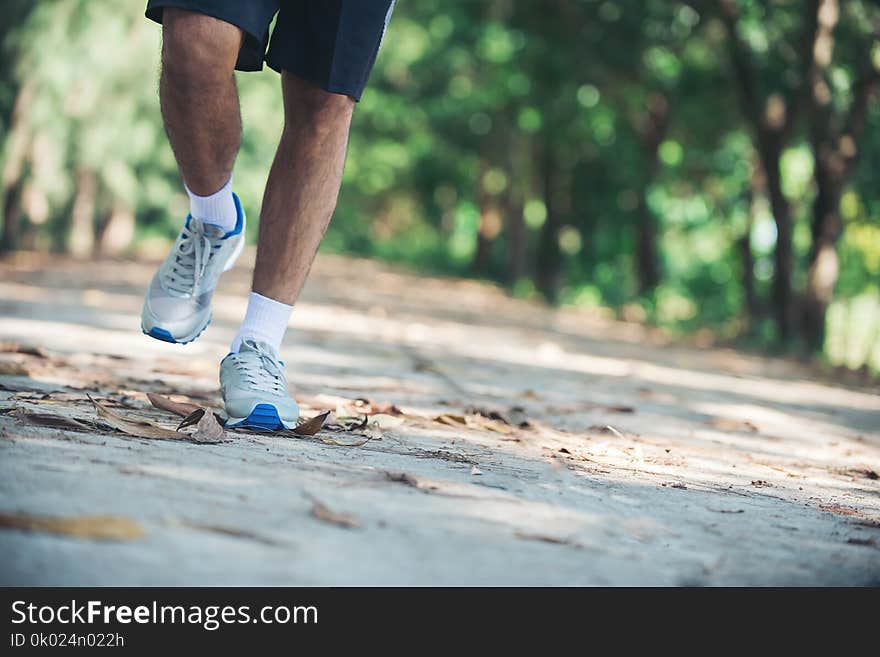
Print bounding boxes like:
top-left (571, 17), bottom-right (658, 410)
top-left (536, 150), bottom-right (562, 303)
top-left (739, 157), bottom-right (765, 320)
top-left (760, 142), bottom-right (795, 340)
top-left (97, 206), bottom-right (136, 257)
top-left (800, 0), bottom-right (878, 352)
top-left (1, 80), bottom-right (35, 254)
top-left (1, 181), bottom-right (22, 252)
top-left (505, 195), bottom-right (526, 285)
top-left (635, 93), bottom-right (667, 295)
top-left (69, 169), bottom-right (97, 258)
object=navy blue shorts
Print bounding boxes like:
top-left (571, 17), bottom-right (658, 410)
top-left (145, 0), bottom-right (395, 100)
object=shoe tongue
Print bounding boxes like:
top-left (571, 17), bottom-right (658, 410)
top-left (240, 338), bottom-right (278, 360)
top-left (189, 217), bottom-right (225, 239)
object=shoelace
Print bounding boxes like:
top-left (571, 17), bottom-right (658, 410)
top-left (230, 340), bottom-right (287, 395)
top-left (161, 221), bottom-right (214, 296)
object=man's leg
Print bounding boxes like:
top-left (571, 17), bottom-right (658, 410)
top-left (221, 1), bottom-right (393, 430)
top-left (229, 73), bottom-right (355, 351)
top-left (141, 8), bottom-right (247, 344)
top-left (256, 74), bottom-right (354, 302)
top-left (159, 8), bottom-right (243, 196)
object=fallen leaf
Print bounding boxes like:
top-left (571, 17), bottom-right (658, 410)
top-left (292, 410), bottom-right (331, 436)
top-left (0, 511), bottom-right (144, 541)
top-left (177, 520), bottom-right (285, 546)
top-left (325, 416), bottom-right (368, 432)
top-left (191, 408), bottom-right (225, 443)
top-left (434, 414), bottom-right (467, 426)
top-left (846, 537), bottom-right (876, 547)
top-left (10, 409), bottom-right (97, 432)
top-left (88, 394), bottom-right (186, 441)
top-left (351, 398), bottom-right (404, 416)
top-left (0, 342), bottom-right (49, 358)
top-left (819, 503), bottom-right (859, 517)
top-left (0, 362), bottom-right (30, 376)
top-left (514, 531), bottom-right (582, 548)
top-left (310, 501), bottom-right (361, 529)
top-left (478, 419), bottom-right (514, 434)
top-left (385, 471), bottom-right (420, 488)
top-left (147, 392), bottom-right (202, 418)
top-left (369, 413), bottom-right (405, 430)
top-left (588, 424), bottom-right (625, 438)
top-left (176, 408), bottom-right (205, 430)
top-left (320, 436), bottom-right (370, 447)
top-left (606, 405), bottom-right (635, 413)
top-left (708, 417), bottom-right (759, 433)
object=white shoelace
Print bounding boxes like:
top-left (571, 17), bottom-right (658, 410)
top-left (161, 221), bottom-right (214, 296)
top-left (230, 340), bottom-right (287, 395)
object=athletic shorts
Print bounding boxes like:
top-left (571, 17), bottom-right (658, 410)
top-left (145, 0), bottom-right (395, 100)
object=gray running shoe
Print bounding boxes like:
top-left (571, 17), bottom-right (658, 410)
top-left (220, 339), bottom-right (300, 430)
top-left (141, 194), bottom-right (245, 344)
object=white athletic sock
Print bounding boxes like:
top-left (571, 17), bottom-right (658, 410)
top-left (231, 291), bottom-right (293, 354)
top-left (185, 175), bottom-right (237, 232)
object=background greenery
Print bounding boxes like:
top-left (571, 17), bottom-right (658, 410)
top-left (1, 0), bottom-right (878, 373)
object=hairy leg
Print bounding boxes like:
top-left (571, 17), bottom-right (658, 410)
top-left (251, 72), bottom-right (356, 304)
top-left (159, 8), bottom-right (244, 195)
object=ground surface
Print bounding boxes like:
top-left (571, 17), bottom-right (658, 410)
top-left (1, 251), bottom-right (878, 586)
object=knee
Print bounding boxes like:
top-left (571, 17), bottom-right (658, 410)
top-left (282, 74), bottom-right (355, 136)
top-left (161, 8), bottom-right (242, 86)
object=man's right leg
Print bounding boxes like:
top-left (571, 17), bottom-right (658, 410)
top-left (141, 8), bottom-right (248, 344)
top-left (159, 8), bottom-right (242, 197)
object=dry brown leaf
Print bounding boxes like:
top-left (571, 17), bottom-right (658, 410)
top-left (325, 416), bottom-right (368, 432)
top-left (351, 398), bottom-right (404, 416)
top-left (320, 436), bottom-right (369, 447)
top-left (89, 394), bottom-right (186, 441)
top-left (433, 414), bottom-right (467, 426)
top-left (369, 413), bottom-right (405, 430)
top-left (11, 409), bottom-right (96, 432)
top-left (708, 417), bottom-right (759, 433)
top-left (292, 410), bottom-right (331, 436)
top-left (177, 520), bottom-right (284, 546)
top-left (0, 342), bottom-right (49, 358)
top-left (0, 511), bottom-right (145, 541)
top-left (588, 424), bottom-right (625, 438)
top-left (310, 501), bottom-right (361, 529)
top-left (147, 392), bottom-right (202, 418)
top-left (0, 362), bottom-right (30, 376)
top-left (176, 408), bottom-right (205, 430)
top-left (514, 530), bottom-right (582, 548)
top-left (385, 471), bottom-right (420, 488)
top-left (191, 409), bottom-right (225, 443)
top-left (477, 419), bottom-right (514, 434)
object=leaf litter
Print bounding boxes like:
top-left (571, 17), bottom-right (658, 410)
top-left (309, 500), bottom-right (361, 529)
top-left (0, 511), bottom-right (145, 541)
top-left (89, 394), bottom-right (223, 443)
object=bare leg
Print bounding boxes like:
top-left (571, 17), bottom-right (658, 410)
top-left (251, 72), bottom-right (356, 304)
top-left (159, 8), bottom-right (243, 195)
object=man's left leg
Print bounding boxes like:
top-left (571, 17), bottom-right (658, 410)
top-left (221, 75), bottom-right (354, 429)
top-left (220, 0), bottom-right (394, 430)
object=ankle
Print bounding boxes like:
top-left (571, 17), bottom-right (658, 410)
top-left (185, 175), bottom-right (238, 232)
top-left (231, 292), bottom-right (293, 354)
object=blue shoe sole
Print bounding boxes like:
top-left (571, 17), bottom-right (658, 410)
top-left (227, 404), bottom-right (285, 431)
top-left (142, 316), bottom-right (211, 345)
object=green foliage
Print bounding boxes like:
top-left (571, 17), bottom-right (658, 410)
top-left (1, 0), bottom-right (878, 372)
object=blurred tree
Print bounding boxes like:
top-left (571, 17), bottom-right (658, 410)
top-left (0, 0), bottom-right (878, 372)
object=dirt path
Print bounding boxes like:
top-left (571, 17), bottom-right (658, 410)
top-left (1, 251), bottom-right (878, 585)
